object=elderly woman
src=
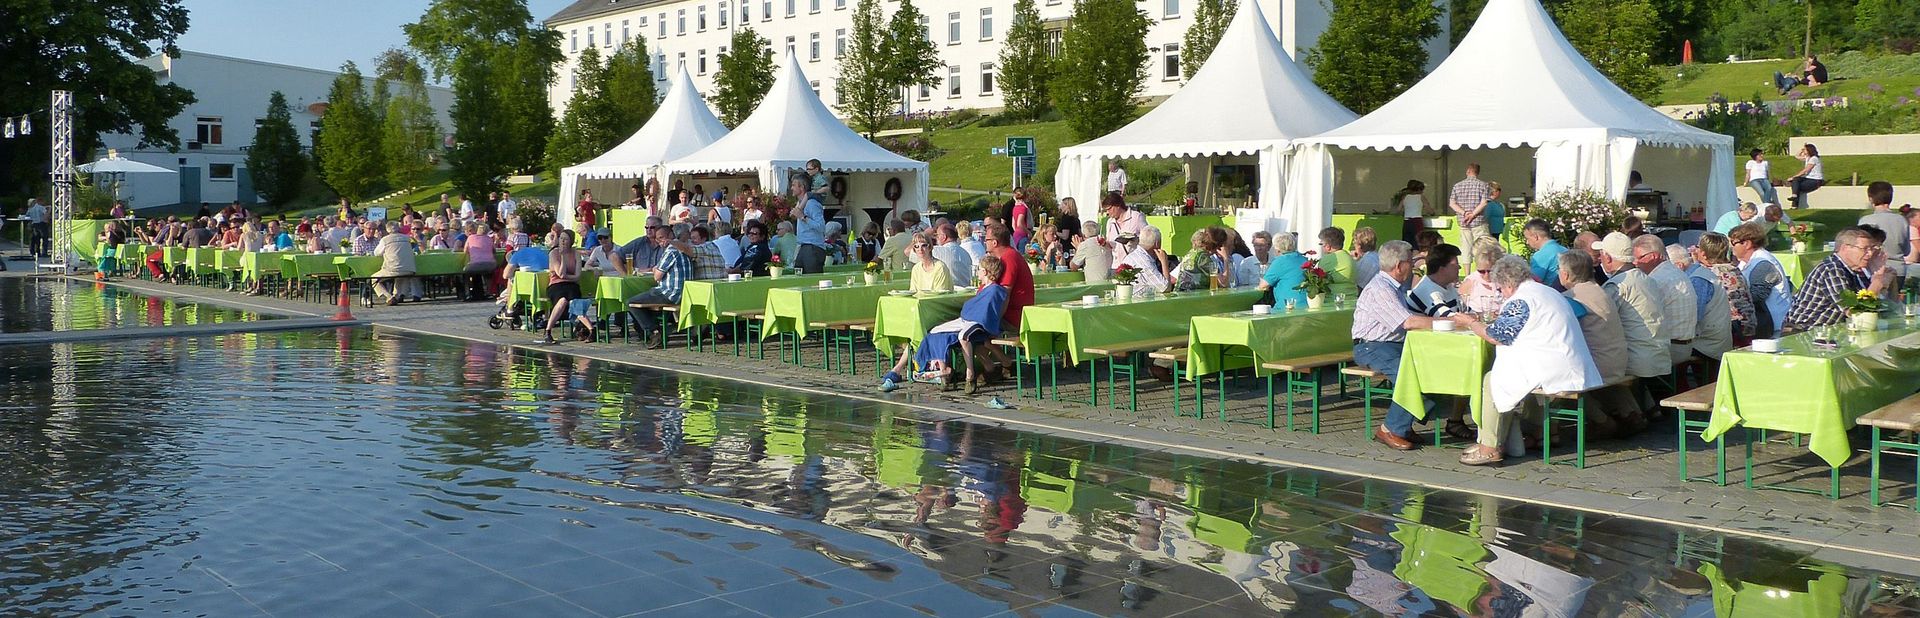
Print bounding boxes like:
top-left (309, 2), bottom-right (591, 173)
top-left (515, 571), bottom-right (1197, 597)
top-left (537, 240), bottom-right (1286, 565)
top-left (1256, 231), bottom-right (1309, 309)
top-left (1728, 223), bottom-right (1791, 338)
top-left (906, 233), bottom-right (953, 294)
top-left (461, 222), bottom-right (497, 301)
top-left (1457, 242), bottom-right (1506, 315)
top-left (824, 221), bottom-right (850, 265)
top-left (1171, 227), bottom-right (1230, 291)
top-left (1694, 233), bottom-right (1755, 347)
top-left (1069, 220), bottom-right (1111, 282)
top-left (1714, 202), bottom-right (1759, 235)
top-left (1556, 250), bottom-right (1641, 437)
top-left (1452, 256), bottom-right (1603, 466)
top-left (879, 255), bottom-right (1010, 394)
top-left (1116, 226), bottom-right (1173, 298)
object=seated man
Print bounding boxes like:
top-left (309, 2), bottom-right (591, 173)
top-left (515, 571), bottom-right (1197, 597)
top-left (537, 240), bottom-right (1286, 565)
top-left (1782, 225), bottom-right (1897, 333)
top-left (616, 216), bottom-right (668, 274)
top-left (728, 220), bottom-right (773, 276)
top-left (624, 237), bottom-right (689, 349)
top-left (1407, 243), bottom-right (1462, 317)
top-left (1451, 256), bottom-right (1602, 465)
top-left (371, 222), bottom-right (422, 305)
top-left (495, 238), bottom-right (550, 315)
top-left (879, 255), bottom-right (1009, 395)
top-left (1349, 240), bottom-right (1438, 450)
top-left (684, 225), bottom-right (728, 280)
top-left (1774, 55), bottom-right (1827, 95)
top-left (1597, 232), bottom-right (1667, 416)
top-left (1558, 250), bottom-right (1642, 436)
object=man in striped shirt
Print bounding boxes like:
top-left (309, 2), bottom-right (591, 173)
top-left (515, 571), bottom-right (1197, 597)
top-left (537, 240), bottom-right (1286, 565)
top-left (625, 240), bottom-right (691, 349)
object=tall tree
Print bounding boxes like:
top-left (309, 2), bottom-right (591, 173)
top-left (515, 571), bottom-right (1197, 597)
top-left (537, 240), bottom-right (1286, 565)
top-left (884, 0), bottom-right (942, 110)
top-left (0, 0), bottom-right (196, 196)
top-left (836, 0), bottom-right (896, 137)
top-left (314, 62), bottom-right (382, 202)
top-left (602, 38), bottom-right (660, 137)
top-left (1554, 0), bottom-right (1662, 101)
top-left (1181, 0), bottom-right (1237, 80)
top-left (380, 58), bottom-right (441, 192)
top-left (998, 0), bottom-right (1054, 121)
top-left (544, 48), bottom-right (623, 175)
top-left (1307, 0), bottom-right (1441, 114)
top-left (406, 0), bottom-right (560, 195)
top-left (1450, 0), bottom-right (1489, 46)
top-left (712, 27), bottom-right (778, 127)
top-left (245, 92), bottom-right (306, 206)
top-left (1052, 0), bottom-right (1153, 140)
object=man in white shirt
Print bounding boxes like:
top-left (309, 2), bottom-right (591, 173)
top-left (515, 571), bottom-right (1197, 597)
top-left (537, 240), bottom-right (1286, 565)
top-left (1232, 231), bottom-right (1273, 288)
top-left (24, 198), bottom-right (50, 257)
top-left (1105, 160), bottom-right (1128, 195)
top-left (930, 222), bottom-right (973, 287)
top-left (1632, 234), bottom-right (1697, 366)
top-left (458, 194), bottom-right (476, 222)
top-left (710, 221), bottom-right (742, 267)
top-left (496, 192), bottom-right (517, 222)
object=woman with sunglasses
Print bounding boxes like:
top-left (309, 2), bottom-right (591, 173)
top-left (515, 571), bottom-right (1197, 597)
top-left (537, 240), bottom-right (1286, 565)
top-left (906, 233), bottom-right (953, 294)
top-left (1459, 242), bottom-right (1507, 315)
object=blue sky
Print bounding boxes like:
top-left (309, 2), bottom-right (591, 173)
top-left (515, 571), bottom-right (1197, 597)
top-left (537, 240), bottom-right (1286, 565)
top-left (176, 0), bottom-right (576, 73)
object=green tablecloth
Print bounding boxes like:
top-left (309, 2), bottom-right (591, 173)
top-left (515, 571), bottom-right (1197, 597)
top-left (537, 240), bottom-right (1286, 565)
top-left (1185, 307), bottom-right (1354, 379)
top-left (596, 274), bottom-right (654, 316)
top-left (678, 272), bottom-right (847, 330)
top-left (332, 255), bottom-right (382, 278)
top-left (414, 251), bottom-right (471, 276)
top-left (241, 251), bottom-right (282, 282)
top-left (1776, 250), bottom-right (1830, 285)
top-left (66, 219), bottom-right (108, 261)
top-left (283, 252), bottom-right (344, 281)
top-left (187, 247), bottom-right (219, 278)
top-left (1703, 324), bottom-right (1920, 467)
top-left (1389, 329), bottom-right (1493, 422)
top-left (870, 281), bottom-right (1115, 354)
top-left (510, 270), bottom-right (601, 316)
top-left (1018, 289), bottom-right (1262, 365)
top-left (606, 209), bottom-right (651, 247)
top-left (761, 280), bottom-right (909, 340)
top-left (214, 249), bottom-right (244, 274)
top-left (1144, 215), bottom-right (1226, 256)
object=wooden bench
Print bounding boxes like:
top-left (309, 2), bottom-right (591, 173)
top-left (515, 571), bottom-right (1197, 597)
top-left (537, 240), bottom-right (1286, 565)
top-left (1534, 376), bottom-right (1635, 469)
top-left (1336, 364), bottom-right (1401, 439)
top-left (1261, 351), bottom-right (1357, 433)
top-left (1076, 337), bottom-right (1188, 412)
top-left (1662, 384), bottom-right (1726, 485)
top-left (1860, 394), bottom-right (1920, 509)
top-left (719, 309), bottom-right (767, 358)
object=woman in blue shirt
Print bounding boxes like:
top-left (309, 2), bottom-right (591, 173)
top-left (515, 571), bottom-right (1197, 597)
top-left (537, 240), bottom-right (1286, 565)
top-left (1258, 232), bottom-right (1310, 308)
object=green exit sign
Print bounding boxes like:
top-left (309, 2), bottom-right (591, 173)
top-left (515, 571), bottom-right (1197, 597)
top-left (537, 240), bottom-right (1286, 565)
top-left (1005, 136), bottom-right (1036, 158)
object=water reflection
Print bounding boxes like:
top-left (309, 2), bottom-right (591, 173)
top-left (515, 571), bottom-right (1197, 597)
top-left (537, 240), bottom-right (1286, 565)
top-left (1, 327), bottom-right (1916, 616)
top-left (0, 277), bottom-right (275, 332)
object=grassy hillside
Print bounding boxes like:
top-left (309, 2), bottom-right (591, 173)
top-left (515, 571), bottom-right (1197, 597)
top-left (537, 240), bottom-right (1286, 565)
top-left (1822, 153), bottom-right (1920, 186)
top-left (1656, 59), bottom-right (1920, 106)
top-left (922, 119), bottom-right (1076, 197)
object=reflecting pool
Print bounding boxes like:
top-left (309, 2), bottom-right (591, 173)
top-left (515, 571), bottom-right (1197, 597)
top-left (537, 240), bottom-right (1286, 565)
top-left (0, 277), bottom-right (277, 333)
top-left (3, 327), bottom-right (1917, 617)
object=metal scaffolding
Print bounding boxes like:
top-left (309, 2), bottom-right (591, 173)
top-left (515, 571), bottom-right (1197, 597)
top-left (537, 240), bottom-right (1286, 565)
top-left (48, 90), bottom-right (74, 273)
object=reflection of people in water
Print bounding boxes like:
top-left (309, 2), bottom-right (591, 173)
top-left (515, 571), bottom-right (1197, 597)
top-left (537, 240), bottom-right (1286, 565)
top-left (780, 455), bottom-right (830, 521)
top-left (951, 424), bottom-right (1025, 546)
top-left (1131, 499), bottom-right (1166, 552)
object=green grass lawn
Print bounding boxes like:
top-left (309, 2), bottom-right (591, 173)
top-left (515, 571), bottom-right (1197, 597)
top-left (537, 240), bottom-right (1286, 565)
top-left (1654, 60), bottom-right (1920, 106)
top-left (1817, 154), bottom-right (1920, 186)
top-left (922, 119), bottom-right (1077, 195)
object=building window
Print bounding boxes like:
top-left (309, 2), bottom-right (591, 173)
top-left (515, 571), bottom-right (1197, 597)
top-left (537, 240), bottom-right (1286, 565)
top-left (719, 2), bottom-right (729, 27)
top-left (698, 6), bottom-right (707, 31)
top-left (677, 9), bottom-right (686, 34)
top-left (785, 35), bottom-right (796, 55)
top-left (658, 13), bottom-right (666, 38)
top-left (587, 25), bottom-right (595, 48)
top-left (834, 29), bottom-right (846, 57)
top-left (208, 163), bottom-right (235, 181)
top-left (809, 32), bottom-right (820, 61)
top-left (656, 53), bottom-right (667, 74)
top-left (1163, 43), bottom-right (1181, 80)
top-left (698, 49), bottom-right (708, 74)
top-left (810, 80), bottom-right (820, 98)
top-left (946, 65), bottom-right (960, 98)
top-left (809, 0), bottom-right (820, 13)
top-left (677, 51), bottom-right (686, 72)
top-left (835, 0), bottom-right (845, 8)
top-left (195, 116), bottom-right (222, 145)
top-left (918, 82), bottom-right (930, 100)
top-left (980, 62), bottom-right (996, 94)
top-left (1164, 0), bottom-right (1180, 18)
top-left (762, 0), bottom-right (771, 21)
top-left (979, 8), bottom-right (993, 40)
top-left (622, 20), bottom-right (630, 43)
top-left (785, 0), bottom-right (795, 17)
top-left (605, 22), bottom-right (614, 46)
top-left (947, 12), bottom-right (960, 44)
top-left (919, 15), bottom-right (930, 39)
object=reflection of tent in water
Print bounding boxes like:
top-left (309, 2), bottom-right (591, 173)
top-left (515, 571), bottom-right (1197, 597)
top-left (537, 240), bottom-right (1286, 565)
top-left (1698, 561), bottom-right (1876, 617)
top-left (871, 413), bottom-right (946, 489)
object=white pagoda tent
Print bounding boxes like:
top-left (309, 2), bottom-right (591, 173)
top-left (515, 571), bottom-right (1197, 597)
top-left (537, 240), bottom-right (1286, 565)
top-left (557, 66), bottom-right (728, 227)
top-left (663, 53), bottom-right (929, 229)
top-left (1284, 0), bottom-right (1735, 237)
top-left (1054, 0), bottom-right (1354, 233)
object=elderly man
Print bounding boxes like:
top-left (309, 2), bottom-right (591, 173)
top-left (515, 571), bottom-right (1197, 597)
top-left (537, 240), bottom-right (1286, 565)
top-left (1522, 219), bottom-right (1568, 284)
top-left (617, 216), bottom-right (669, 273)
top-left (1597, 232), bottom-right (1667, 417)
top-left (1558, 250), bottom-right (1641, 435)
top-left (1450, 163), bottom-right (1494, 260)
top-left (1452, 256), bottom-right (1602, 465)
top-left (1350, 240), bottom-right (1439, 450)
top-left (1714, 202), bottom-right (1760, 235)
top-left (1101, 192), bottom-right (1146, 262)
top-left (1629, 234), bottom-right (1697, 366)
top-left (625, 234), bottom-right (691, 349)
top-left (1728, 222), bottom-right (1793, 337)
top-left (1069, 220), bottom-right (1111, 283)
top-left (1670, 243), bottom-right (1733, 362)
top-left (371, 222), bottom-right (421, 305)
top-left (684, 225), bottom-right (728, 280)
top-left (1407, 243), bottom-right (1463, 317)
top-left (932, 222), bottom-right (974, 287)
top-left (349, 222), bottom-right (380, 255)
top-left (877, 219), bottom-right (912, 267)
top-left (1234, 231), bottom-right (1273, 288)
top-left (1571, 231), bottom-right (1605, 283)
top-left (1783, 225), bottom-right (1898, 332)
top-left (1106, 161), bottom-right (1128, 194)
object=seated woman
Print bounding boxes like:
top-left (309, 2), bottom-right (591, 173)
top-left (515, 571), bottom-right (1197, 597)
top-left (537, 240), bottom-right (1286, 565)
top-left (905, 233), bottom-right (952, 294)
top-left (1256, 231), bottom-right (1309, 309)
top-left (1170, 228), bottom-right (1230, 291)
top-left (878, 255), bottom-right (1009, 395)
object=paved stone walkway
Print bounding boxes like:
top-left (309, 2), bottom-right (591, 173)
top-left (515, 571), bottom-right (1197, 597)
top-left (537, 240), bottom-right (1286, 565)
top-left (50, 272), bottom-right (1920, 574)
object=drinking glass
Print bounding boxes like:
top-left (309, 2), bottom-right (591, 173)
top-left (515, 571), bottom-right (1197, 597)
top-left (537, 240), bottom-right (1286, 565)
top-left (1283, 299), bottom-right (1296, 312)
top-left (845, 276), bottom-right (856, 287)
top-left (1333, 293), bottom-right (1346, 309)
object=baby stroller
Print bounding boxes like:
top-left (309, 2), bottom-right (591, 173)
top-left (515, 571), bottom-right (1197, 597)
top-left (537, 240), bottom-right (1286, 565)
top-left (487, 299), bottom-right (530, 330)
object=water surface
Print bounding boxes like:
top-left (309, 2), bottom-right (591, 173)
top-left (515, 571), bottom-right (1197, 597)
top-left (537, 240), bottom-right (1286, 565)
top-left (0, 277), bottom-right (276, 333)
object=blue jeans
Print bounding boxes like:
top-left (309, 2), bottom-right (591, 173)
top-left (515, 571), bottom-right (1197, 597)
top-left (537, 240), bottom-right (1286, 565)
top-left (1748, 179), bottom-right (1778, 205)
top-left (1353, 340), bottom-right (1425, 437)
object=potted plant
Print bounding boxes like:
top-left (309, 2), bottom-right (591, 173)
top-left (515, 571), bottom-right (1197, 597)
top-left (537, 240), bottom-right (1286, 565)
top-left (1839, 288), bottom-right (1885, 331)
top-left (1297, 254), bottom-right (1332, 309)
top-left (1111, 264), bottom-right (1140, 299)
top-left (768, 253), bottom-right (785, 278)
top-left (862, 260), bottom-right (882, 285)
top-left (1788, 224), bottom-right (1819, 253)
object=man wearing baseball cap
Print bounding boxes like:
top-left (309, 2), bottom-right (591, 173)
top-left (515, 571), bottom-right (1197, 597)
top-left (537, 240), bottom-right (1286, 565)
top-left (1597, 232), bottom-right (1667, 416)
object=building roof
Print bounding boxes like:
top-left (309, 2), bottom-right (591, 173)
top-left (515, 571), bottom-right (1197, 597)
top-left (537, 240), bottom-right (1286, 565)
top-left (546, 0), bottom-right (664, 26)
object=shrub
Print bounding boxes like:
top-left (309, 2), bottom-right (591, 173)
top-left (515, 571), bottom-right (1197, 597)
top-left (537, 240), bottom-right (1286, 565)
top-left (1529, 188), bottom-right (1628, 244)
top-left (513, 197), bottom-right (556, 237)
top-left (874, 135), bottom-right (946, 161)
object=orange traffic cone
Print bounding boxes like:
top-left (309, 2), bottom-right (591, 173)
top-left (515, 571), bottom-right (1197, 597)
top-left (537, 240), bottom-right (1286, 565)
top-left (331, 281), bottom-right (355, 321)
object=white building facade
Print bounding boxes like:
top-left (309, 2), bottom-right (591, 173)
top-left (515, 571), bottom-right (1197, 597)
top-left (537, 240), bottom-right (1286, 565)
top-left (96, 51), bottom-right (455, 209)
top-left (544, 0), bottom-right (1448, 118)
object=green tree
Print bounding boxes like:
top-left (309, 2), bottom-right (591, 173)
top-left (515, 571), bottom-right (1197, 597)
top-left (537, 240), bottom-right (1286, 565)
top-left (998, 0), bottom-right (1054, 121)
top-left (603, 38), bottom-right (659, 136)
top-left (244, 92), bottom-right (306, 206)
top-left (884, 0), bottom-right (942, 107)
top-left (1450, 0), bottom-right (1488, 46)
top-left (406, 0), bottom-right (560, 195)
top-left (315, 62), bottom-right (383, 202)
top-left (712, 27), bottom-right (778, 127)
top-left (1853, 0), bottom-right (1920, 50)
top-left (1181, 0), bottom-right (1237, 80)
top-left (1702, 0), bottom-right (1804, 61)
top-left (1052, 0), bottom-right (1153, 140)
top-left (1307, 0), bottom-right (1441, 114)
top-left (836, 0), bottom-right (897, 136)
top-left (0, 0), bottom-right (196, 195)
top-left (1553, 0), bottom-right (1662, 101)
top-left (544, 47), bottom-right (624, 175)
top-left (380, 58), bottom-right (441, 192)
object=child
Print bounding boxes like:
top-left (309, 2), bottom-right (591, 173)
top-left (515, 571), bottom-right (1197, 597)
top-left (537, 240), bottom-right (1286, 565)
top-left (807, 159), bottom-right (830, 200)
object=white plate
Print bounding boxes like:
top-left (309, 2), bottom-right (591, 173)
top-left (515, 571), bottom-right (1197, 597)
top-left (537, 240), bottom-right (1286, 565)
top-left (887, 290), bottom-right (915, 297)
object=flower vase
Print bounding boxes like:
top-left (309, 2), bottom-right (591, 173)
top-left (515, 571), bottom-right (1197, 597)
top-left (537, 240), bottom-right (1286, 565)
top-left (769, 266), bottom-right (784, 279)
top-left (863, 272), bottom-right (879, 285)
top-left (1849, 312), bottom-right (1880, 332)
top-left (1307, 294), bottom-right (1325, 310)
top-left (1114, 284), bottom-right (1133, 299)
top-left (1791, 240), bottom-right (1808, 253)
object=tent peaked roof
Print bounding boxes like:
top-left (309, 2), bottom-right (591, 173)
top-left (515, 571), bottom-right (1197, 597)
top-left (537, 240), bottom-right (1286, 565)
top-left (1308, 0), bottom-right (1728, 150)
top-left (565, 67), bottom-right (729, 179)
top-left (1067, 0), bottom-right (1354, 158)
top-left (666, 52), bottom-right (925, 175)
